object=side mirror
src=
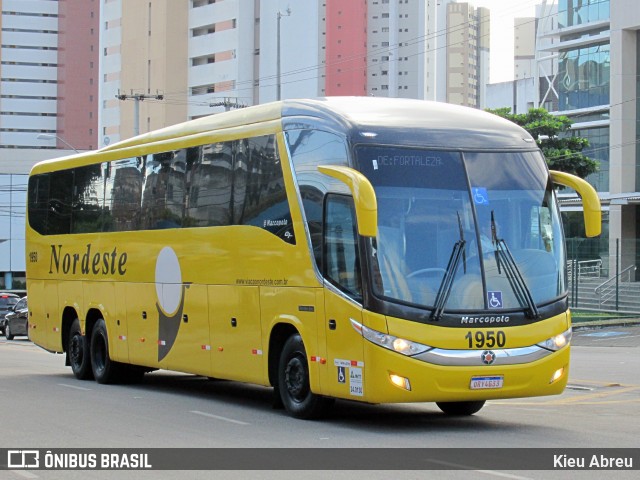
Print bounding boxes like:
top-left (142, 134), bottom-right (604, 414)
top-left (317, 165), bottom-right (377, 237)
top-left (550, 170), bottom-right (601, 238)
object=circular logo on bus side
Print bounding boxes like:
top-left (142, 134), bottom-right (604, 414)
top-left (481, 350), bottom-right (496, 365)
top-left (155, 247), bottom-right (182, 316)
top-left (155, 246), bottom-right (188, 361)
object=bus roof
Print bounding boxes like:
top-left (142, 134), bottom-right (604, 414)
top-left (31, 98), bottom-right (536, 175)
top-left (99, 97), bottom-right (535, 152)
top-left (281, 97), bottom-right (537, 150)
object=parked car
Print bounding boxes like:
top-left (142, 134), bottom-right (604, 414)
top-left (0, 293), bottom-right (20, 336)
top-left (4, 296), bottom-right (28, 340)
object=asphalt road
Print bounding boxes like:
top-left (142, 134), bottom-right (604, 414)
top-left (0, 324), bottom-right (638, 480)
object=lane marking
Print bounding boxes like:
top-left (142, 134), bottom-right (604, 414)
top-left (580, 331), bottom-right (628, 338)
top-left (427, 460), bottom-right (533, 479)
top-left (570, 379), bottom-right (639, 388)
top-left (495, 398), bottom-right (640, 406)
top-left (551, 386), bottom-right (639, 404)
top-left (566, 385), bottom-right (594, 391)
top-left (189, 410), bottom-right (249, 425)
top-left (591, 334), bottom-right (640, 341)
top-left (11, 471), bottom-right (39, 479)
top-left (58, 383), bottom-right (92, 391)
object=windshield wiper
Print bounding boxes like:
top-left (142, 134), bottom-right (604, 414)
top-left (431, 212), bottom-right (466, 321)
top-left (491, 212), bottom-right (539, 319)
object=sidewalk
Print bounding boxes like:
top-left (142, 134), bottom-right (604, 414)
top-left (572, 316), bottom-right (640, 329)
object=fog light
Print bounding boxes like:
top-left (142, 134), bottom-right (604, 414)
top-left (550, 367), bottom-right (564, 384)
top-left (389, 373), bottom-right (411, 391)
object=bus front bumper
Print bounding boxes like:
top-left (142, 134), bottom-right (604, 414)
top-left (360, 341), bottom-right (570, 404)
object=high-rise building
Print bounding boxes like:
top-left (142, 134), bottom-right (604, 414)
top-left (324, 0), bottom-right (367, 96)
top-left (99, 0), bottom-right (327, 145)
top-left (550, 0), bottom-right (611, 196)
top-left (366, 0), bottom-right (436, 99)
top-left (541, 0), bottom-right (640, 281)
top-left (514, 17), bottom-right (536, 80)
top-left (609, 0), bottom-right (640, 272)
top-left (0, 0), bottom-right (99, 289)
top-left (0, 0), bottom-right (98, 161)
top-left (100, 0), bottom-right (188, 146)
top-left (444, 2), bottom-right (490, 108)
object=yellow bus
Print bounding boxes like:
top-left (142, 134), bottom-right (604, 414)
top-left (26, 97), bottom-right (600, 419)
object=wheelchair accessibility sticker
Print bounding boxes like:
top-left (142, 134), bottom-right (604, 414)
top-left (473, 187), bottom-right (489, 205)
top-left (488, 291), bottom-right (503, 309)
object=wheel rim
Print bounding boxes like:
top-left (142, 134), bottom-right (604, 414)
top-left (284, 354), bottom-right (309, 403)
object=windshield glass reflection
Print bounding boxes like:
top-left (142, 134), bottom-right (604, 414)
top-left (356, 146), bottom-right (566, 312)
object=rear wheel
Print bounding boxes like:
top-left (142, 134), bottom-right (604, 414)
top-left (436, 400), bottom-right (485, 416)
top-left (68, 318), bottom-right (93, 380)
top-left (90, 318), bottom-right (122, 384)
top-left (278, 333), bottom-right (333, 419)
top-left (5, 323), bottom-right (14, 340)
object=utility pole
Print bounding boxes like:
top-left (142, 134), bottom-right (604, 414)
top-left (115, 90), bottom-right (164, 136)
top-left (209, 98), bottom-right (247, 111)
top-left (276, 7), bottom-right (291, 101)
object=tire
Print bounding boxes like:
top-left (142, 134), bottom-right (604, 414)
top-left (436, 400), bottom-right (485, 416)
top-left (277, 333), bottom-right (333, 419)
top-left (5, 323), bottom-right (14, 340)
top-left (68, 318), bottom-right (93, 380)
top-left (90, 318), bottom-right (122, 384)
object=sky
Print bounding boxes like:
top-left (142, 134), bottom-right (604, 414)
top-left (470, 0), bottom-right (547, 83)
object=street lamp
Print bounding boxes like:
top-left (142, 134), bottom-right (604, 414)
top-left (36, 133), bottom-right (79, 153)
top-left (276, 7), bottom-right (291, 101)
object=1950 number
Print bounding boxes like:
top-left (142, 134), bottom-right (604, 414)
top-left (465, 330), bottom-right (506, 349)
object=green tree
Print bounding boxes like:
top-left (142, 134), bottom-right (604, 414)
top-left (486, 107), bottom-right (598, 179)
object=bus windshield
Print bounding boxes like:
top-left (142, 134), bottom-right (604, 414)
top-left (356, 146), bottom-right (566, 313)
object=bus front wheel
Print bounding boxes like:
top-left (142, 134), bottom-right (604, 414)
top-left (68, 318), bottom-right (93, 380)
top-left (90, 318), bottom-right (122, 384)
top-left (436, 400), bottom-right (485, 416)
top-left (278, 333), bottom-right (333, 419)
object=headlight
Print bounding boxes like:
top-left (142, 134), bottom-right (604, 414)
top-left (350, 319), bottom-right (432, 356)
top-left (537, 327), bottom-right (572, 351)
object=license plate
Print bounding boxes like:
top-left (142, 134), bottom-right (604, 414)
top-left (470, 376), bottom-right (504, 390)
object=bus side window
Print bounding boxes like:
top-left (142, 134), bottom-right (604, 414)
top-left (141, 150), bottom-right (188, 229)
top-left (239, 135), bottom-right (294, 243)
top-left (71, 163), bottom-right (105, 233)
top-left (324, 194), bottom-right (362, 300)
top-left (106, 157), bottom-right (143, 232)
top-left (287, 129), bottom-right (350, 269)
top-left (28, 173), bottom-right (51, 235)
top-left (48, 170), bottom-right (74, 235)
top-left (186, 142), bottom-right (233, 227)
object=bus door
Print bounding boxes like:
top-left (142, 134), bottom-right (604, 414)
top-left (321, 194), bottom-right (365, 399)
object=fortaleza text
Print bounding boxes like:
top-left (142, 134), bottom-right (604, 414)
top-left (49, 244), bottom-right (128, 276)
top-left (554, 454), bottom-right (633, 469)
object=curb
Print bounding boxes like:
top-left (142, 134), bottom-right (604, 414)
top-left (572, 318), bottom-right (640, 329)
